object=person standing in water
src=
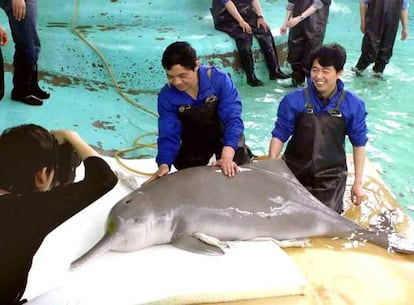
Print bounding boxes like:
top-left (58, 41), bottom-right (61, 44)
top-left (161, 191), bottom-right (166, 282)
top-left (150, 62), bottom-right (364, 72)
top-left (279, 0), bottom-right (331, 87)
top-left (352, 0), bottom-right (409, 78)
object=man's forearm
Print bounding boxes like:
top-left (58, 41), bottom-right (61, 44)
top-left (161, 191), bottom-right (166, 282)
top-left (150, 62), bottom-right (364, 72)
top-left (224, 1), bottom-right (245, 23)
top-left (353, 146), bottom-right (366, 185)
top-left (269, 137), bottom-right (284, 159)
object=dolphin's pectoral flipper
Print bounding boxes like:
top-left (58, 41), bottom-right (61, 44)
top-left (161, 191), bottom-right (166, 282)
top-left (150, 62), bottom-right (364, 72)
top-left (172, 234), bottom-right (225, 255)
top-left (193, 232), bottom-right (230, 249)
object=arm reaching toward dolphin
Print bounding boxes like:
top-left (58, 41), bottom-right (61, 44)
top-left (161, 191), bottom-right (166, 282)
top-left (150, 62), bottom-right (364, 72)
top-left (268, 137), bottom-right (284, 159)
top-left (145, 147), bottom-right (241, 184)
top-left (351, 146), bottom-right (366, 205)
top-left (143, 163), bottom-right (170, 185)
top-left (213, 145), bottom-right (240, 177)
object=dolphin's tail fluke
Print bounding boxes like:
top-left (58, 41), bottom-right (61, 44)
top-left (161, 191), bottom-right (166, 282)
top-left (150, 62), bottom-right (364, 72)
top-left (70, 231), bottom-right (121, 269)
top-left (349, 228), bottom-right (414, 254)
top-left (350, 228), bottom-right (391, 250)
top-left (388, 232), bottom-right (414, 254)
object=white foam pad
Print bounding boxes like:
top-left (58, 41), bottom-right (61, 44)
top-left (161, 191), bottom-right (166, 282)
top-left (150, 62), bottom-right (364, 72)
top-left (24, 158), bottom-right (307, 304)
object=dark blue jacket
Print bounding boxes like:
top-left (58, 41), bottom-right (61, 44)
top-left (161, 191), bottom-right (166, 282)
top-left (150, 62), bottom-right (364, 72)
top-left (271, 78), bottom-right (368, 147)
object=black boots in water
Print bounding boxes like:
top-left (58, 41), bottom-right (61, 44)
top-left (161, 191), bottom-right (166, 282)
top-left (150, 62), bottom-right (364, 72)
top-left (11, 63), bottom-right (50, 106)
top-left (258, 36), bottom-right (290, 81)
top-left (269, 69), bottom-right (291, 80)
top-left (30, 65), bottom-right (50, 99)
top-left (239, 50), bottom-right (264, 87)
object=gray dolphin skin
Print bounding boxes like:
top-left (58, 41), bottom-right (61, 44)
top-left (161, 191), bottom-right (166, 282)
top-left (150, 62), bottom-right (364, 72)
top-left (71, 159), bottom-right (414, 268)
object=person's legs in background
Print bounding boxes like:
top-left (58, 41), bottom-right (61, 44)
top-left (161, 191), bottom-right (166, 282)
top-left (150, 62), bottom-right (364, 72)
top-left (255, 29), bottom-right (290, 81)
top-left (235, 35), bottom-right (264, 87)
top-left (1, 0), bottom-right (49, 106)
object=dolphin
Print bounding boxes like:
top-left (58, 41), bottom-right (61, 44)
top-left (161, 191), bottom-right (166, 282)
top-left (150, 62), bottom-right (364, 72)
top-left (71, 159), bottom-right (414, 268)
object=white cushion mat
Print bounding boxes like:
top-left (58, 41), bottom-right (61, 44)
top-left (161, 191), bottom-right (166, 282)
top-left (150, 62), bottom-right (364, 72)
top-left (24, 157), bottom-right (307, 304)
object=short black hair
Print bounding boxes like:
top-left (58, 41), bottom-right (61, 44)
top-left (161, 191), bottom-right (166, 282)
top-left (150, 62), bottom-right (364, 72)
top-left (309, 43), bottom-right (347, 72)
top-left (161, 41), bottom-right (197, 71)
top-left (0, 124), bottom-right (57, 193)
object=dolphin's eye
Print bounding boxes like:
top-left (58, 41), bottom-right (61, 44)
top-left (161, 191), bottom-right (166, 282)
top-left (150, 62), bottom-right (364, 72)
top-left (107, 220), bottom-right (117, 233)
top-left (124, 199), bottom-right (132, 204)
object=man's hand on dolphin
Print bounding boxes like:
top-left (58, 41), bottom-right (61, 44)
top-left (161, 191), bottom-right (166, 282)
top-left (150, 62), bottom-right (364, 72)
top-left (213, 158), bottom-right (240, 177)
top-left (143, 164), bottom-right (169, 185)
top-left (213, 146), bottom-right (240, 177)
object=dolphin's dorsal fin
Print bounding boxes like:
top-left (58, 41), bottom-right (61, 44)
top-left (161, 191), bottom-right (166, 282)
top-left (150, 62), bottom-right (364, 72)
top-left (172, 234), bottom-right (225, 255)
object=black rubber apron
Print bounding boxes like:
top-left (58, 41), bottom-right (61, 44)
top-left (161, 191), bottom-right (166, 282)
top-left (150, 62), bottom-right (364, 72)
top-left (174, 73), bottom-right (252, 170)
top-left (283, 88), bottom-right (347, 213)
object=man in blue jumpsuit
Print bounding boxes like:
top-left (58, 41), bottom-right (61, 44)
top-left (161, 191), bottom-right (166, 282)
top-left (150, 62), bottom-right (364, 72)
top-left (145, 41), bottom-right (252, 184)
top-left (280, 0), bottom-right (331, 86)
top-left (352, 0), bottom-right (409, 78)
top-left (0, 0), bottom-right (49, 106)
top-left (269, 44), bottom-right (368, 213)
top-left (210, 0), bottom-right (289, 87)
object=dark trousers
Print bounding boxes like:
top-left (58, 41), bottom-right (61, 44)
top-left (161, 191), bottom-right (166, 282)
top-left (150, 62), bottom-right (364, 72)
top-left (0, 0), bottom-right (41, 68)
top-left (356, 29), bottom-right (399, 73)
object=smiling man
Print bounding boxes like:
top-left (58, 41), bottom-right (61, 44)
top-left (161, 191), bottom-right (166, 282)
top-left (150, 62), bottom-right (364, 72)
top-left (145, 41), bottom-right (253, 184)
top-left (268, 43), bottom-right (368, 213)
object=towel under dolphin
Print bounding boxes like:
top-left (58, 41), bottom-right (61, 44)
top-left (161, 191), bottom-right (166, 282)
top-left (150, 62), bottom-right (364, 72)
top-left (71, 159), bottom-right (414, 268)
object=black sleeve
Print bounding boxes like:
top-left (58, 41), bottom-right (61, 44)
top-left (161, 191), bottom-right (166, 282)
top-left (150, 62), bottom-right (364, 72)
top-left (28, 156), bottom-right (118, 233)
top-left (0, 157), bottom-right (117, 305)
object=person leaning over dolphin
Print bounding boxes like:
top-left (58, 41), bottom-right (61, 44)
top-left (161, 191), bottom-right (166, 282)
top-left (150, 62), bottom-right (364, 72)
top-left (269, 43), bottom-right (368, 214)
top-left (145, 41), bottom-right (253, 184)
top-left (0, 124), bottom-right (118, 305)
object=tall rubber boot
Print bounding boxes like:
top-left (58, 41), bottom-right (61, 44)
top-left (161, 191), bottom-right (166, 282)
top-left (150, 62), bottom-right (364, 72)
top-left (291, 64), bottom-right (306, 87)
top-left (238, 50), bottom-right (263, 87)
top-left (30, 65), bottom-right (50, 99)
top-left (257, 34), bottom-right (290, 80)
top-left (11, 62), bottom-right (43, 106)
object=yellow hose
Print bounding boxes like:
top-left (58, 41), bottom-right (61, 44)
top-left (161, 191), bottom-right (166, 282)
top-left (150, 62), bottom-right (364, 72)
top-left (71, 0), bottom-right (159, 175)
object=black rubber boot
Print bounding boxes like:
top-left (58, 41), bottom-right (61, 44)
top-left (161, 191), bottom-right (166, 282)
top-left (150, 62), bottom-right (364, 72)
top-left (11, 62), bottom-right (43, 106)
top-left (239, 50), bottom-right (264, 87)
top-left (258, 35), bottom-right (290, 80)
top-left (291, 70), bottom-right (305, 87)
top-left (30, 65), bottom-right (50, 99)
top-left (269, 69), bottom-right (291, 80)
